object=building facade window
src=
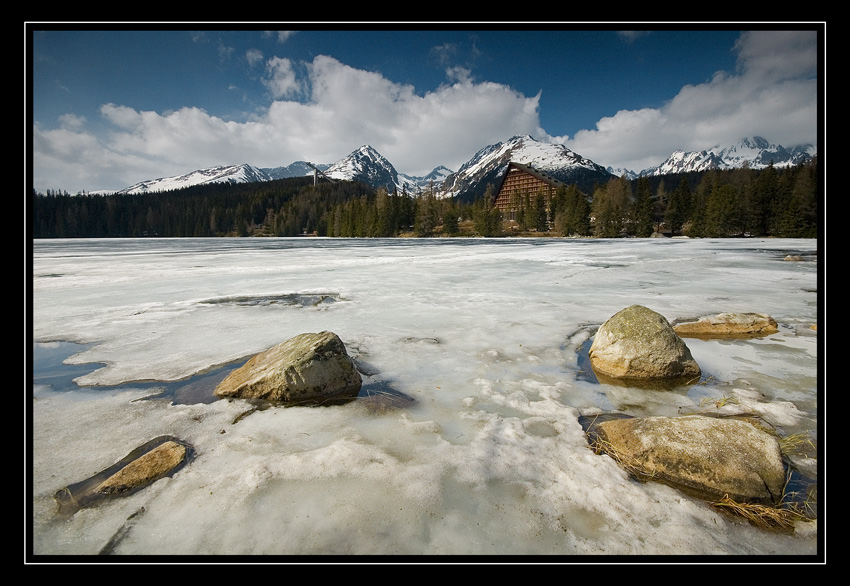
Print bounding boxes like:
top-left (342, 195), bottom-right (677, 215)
top-left (493, 163), bottom-right (562, 218)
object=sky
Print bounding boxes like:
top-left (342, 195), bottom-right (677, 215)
top-left (28, 24), bottom-right (822, 194)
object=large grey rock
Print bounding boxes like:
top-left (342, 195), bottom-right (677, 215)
top-left (214, 331), bottom-right (362, 404)
top-left (593, 415), bottom-right (786, 505)
top-left (589, 305), bottom-right (701, 383)
top-left (673, 312), bottom-right (778, 338)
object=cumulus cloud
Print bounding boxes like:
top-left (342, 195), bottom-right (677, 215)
top-left (563, 30), bottom-right (819, 173)
top-left (33, 54), bottom-right (545, 192)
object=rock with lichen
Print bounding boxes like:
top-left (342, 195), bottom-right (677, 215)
top-left (588, 305), bottom-right (701, 383)
top-left (214, 331), bottom-right (362, 404)
top-left (590, 414), bottom-right (786, 505)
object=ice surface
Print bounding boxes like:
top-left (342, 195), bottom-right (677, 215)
top-left (30, 237), bottom-right (820, 557)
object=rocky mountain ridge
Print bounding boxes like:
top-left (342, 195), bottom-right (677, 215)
top-left (113, 135), bottom-right (816, 198)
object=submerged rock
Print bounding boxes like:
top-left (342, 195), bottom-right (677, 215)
top-left (591, 415), bottom-right (786, 505)
top-left (357, 385), bottom-right (417, 413)
top-left (214, 331), bottom-right (362, 404)
top-left (588, 305), bottom-right (701, 383)
top-left (673, 312), bottom-right (778, 338)
top-left (53, 435), bottom-right (193, 518)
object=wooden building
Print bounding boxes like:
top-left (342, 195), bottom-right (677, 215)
top-left (492, 162), bottom-right (564, 221)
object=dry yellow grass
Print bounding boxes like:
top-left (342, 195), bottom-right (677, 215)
top-left (711, 494), bottom-right (811, 533)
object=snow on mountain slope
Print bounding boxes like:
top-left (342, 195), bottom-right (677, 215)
top-left (400, 165), bottom-right (454, 194)
top-left (116, 164), bottom-right (272, 194)
top-left (639, 136), bottom-right (816, 177)
top-left (321, 145), bottom-right (451, 194)
top-left (439, 135), bottom-right (614, 201)
top-left (709, 136), bottom-right (816, 169)
top-left (323, 145), bottom-right (400, 190)
top-left (641, 150), bottom-right (728, 176)
top-left (262, 161), bottom-right (329, 180)
top-left (108, 135), bottom-right (815, 199)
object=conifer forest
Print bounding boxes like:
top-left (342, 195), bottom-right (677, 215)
top-left (32, 159), bottom-right (819, 240)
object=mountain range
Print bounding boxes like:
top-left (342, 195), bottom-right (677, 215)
top-left (113, 134), bottom-right (816, 200)
top-left (608, 136), bottom-right (817, 180)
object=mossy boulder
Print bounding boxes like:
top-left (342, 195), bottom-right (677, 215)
top-left (588, 305), bottom-right (701, 383)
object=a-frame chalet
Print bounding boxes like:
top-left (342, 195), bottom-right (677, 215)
top-left (492, 162), bottom-right (564, 221)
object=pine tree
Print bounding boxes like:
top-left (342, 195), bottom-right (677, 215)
top-left (552, 185), bottom-right (590, 237)
top-left (632, 176), bottom-right (654, 237)
top-left (473, 185), bottom-right (502, 237)
top-left (704, 184), bottom-right (739, 236)
top-left (414, 190), bottom-right (439, 237)
top-left (750, 163), bottom-right (778, 236)
top-left (592, 177), bottom-right (630, 237)
top-left (441, 199), bottom-right (459, 236)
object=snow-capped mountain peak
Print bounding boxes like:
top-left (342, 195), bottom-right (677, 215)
top-left (639, 136), bottom-right (816, 177)
top-left (643, 149), bottom-right (727, 176)
top-left (117, 163), bottom-right (271, 195)
top-left (324, 145), bottom-right (400, 189)
top-left (439, 134), bottom-right (614, 200)
top-left (109, 134), bottom-right (815, 200)
top-left (709, 136), bottom-right (815, 169)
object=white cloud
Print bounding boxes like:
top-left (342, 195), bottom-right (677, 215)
top-left (33, 54), bottom-right (545, 192)
top-left (246, 48), bottom-right (264, 68)
top-left (563, 30), bottom-right (818, 173)
top-left (267, 31), bottom-right (296, 44)
top-left (263, 56), bottom-right (302, 99)
top-left (57, 113), bottom-right (86, 130)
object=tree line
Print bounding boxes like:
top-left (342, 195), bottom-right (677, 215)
top-left (32, 177), bottom-right (370, 238)
top-left (31, 158), bottom-right (818, 239)
top-left (588, 158), bottom-right (819, 238)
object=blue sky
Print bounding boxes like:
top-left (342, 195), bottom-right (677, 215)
top-left (29, 25), bottom-right (821, 193)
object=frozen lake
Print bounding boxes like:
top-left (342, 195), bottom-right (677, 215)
top-left (30, 237), bottom-right (820, 558)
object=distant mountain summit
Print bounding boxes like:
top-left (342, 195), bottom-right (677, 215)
top-left (639, 150), bottom-right (729, 177)
top-left (710, 136), bottom-right (815, 169)
top-left (115, 146), bottom-right (450, 196)
top-left (116, 163), bottom-right (272, 195)
top-left (263, 161), bottom-right (329, 180)
top-left (321, 145), bottom-right (403, 193)
top-left (439, 135), bottom-right (614, 202)
top-left (639, 136), bottom-right (816, 177)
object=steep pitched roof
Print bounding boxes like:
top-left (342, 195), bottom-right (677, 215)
top-left (494, 162), bottom-right (566, 196)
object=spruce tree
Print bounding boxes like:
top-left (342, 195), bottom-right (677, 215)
top-left (665, 176), bottom-right (691, 235)
top-left (632, 176), bottom-right (654, 237)
top-left (442, 199), bottom-right (459, 235)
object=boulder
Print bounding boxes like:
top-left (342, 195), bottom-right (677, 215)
top-left (53, 435), bottom-right (193, 518)
top-left (94, 440), bottom-right (188, 495)
top-left (592, 415), bottom-right (786, 505)
top-left (673, 312), bottom-right (778, 338)
top-left (588, 305), bottom-right (701, 383)
top-left (214, 331), bottom-right (362, 404)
